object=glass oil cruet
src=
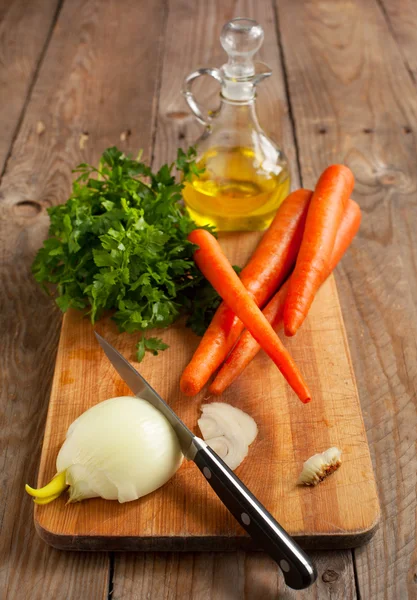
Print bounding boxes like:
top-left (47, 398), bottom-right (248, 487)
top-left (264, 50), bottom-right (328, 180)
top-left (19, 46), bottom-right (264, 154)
top-left (182, 18), bottom-right (290, 231)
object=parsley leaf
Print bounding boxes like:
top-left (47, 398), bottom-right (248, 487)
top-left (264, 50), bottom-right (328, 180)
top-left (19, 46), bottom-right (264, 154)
top-left (32, 146), bottom-right (230, 353)
top-left (136, 336), bottom-right (170, 362)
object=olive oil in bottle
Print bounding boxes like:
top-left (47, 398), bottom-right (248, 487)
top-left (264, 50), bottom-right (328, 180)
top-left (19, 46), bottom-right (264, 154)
top-left (183, 146), bottom-right (290, 231)
top-left (182, 18), bottom-right (291, 231)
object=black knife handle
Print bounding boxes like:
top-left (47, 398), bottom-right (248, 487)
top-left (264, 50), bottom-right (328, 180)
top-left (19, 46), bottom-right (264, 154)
top-left (193, 442), bottom-right (317, 590)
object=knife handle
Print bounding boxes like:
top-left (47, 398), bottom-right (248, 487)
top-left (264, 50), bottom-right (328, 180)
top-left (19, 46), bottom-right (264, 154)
top-left (193, 442), bottom-right (317, 590)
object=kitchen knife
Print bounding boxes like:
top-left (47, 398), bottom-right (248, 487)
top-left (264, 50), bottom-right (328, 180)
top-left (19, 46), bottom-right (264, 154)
top-left (95, 332), bottom-right (317, 590)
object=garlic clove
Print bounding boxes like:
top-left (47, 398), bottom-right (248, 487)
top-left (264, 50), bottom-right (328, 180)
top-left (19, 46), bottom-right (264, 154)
top-left (297, 447), bottom-right (342, 486)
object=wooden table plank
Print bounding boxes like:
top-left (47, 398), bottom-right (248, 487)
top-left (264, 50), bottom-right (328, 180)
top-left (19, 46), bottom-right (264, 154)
top-left (0, 0), bottom-right (61, 174)
top-left (112, 550), bottom-right (356, 600)
top-left (112, 0), bottom-right (356, 595)
top-left (0, 0), bottom-right (166, 597)
top-left (4, 0), bottom-right (415, 597)
top-left (275, 1), bottom-right (417, 598)
top-left (378, 0), bottom-right (417, 82)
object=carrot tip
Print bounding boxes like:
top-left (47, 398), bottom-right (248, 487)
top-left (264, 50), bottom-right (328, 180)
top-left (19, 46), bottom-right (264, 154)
top-left (180, 380), bottom-right (199, 396)
top-left (284, 309), bottom-right (305, 336)
top-left (284, 326), bottom-right (297, 337)
top-left (208, 385), bottom-right (221, 396)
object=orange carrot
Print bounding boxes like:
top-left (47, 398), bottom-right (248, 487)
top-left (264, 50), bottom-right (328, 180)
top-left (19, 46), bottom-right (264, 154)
top-left (210, 199), bottom-right (361, 395)
top-left (209, 282), bottom-right (290, 396)
top-left (180, 189), bottom-right (312, 396)
top-left (284, 165), bottom-right (354, 337)
top-left (237, 189), bottom-right (312, 300)
top-left (187, 229), bottom-right (311, 403)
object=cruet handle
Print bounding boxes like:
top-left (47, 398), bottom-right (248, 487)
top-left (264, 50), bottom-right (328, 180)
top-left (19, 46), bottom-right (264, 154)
top-left (182, 68), bottom-right (223, 126)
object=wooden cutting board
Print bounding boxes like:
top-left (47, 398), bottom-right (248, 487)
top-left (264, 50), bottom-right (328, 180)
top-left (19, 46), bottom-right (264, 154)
top-left (34, 232), bottom-right (380, 551)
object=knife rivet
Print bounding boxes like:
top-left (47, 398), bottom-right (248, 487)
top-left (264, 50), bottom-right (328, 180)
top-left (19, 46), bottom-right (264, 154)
top-left (203, 467), bottom-right (212, 479)
top-left (241, 512), bottom-right (250, 526)
top-left (280, 559), bottom-right (290, 573)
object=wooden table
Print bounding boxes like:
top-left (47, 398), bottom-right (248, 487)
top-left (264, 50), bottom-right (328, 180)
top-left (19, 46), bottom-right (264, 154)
top-left (1, 0), bottom-right (416, 598)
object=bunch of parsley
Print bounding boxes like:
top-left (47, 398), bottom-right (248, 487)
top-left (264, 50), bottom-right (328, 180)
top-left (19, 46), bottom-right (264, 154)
top-left (32, 146), bottom-right (225, 361)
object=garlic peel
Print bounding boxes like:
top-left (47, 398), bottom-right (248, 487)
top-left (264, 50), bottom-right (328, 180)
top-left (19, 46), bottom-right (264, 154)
top-left (198, 402), bottom-right (258, 470)
top-left (297, 447), bottom-right (342, 486)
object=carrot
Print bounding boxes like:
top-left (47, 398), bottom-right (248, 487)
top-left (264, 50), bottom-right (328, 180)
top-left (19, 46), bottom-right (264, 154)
top-left (180, 189), bottom-right (312, 396)
top-left (210, 199), bottom-right (361, 395)
top-left (237, 189), bottom-right (312, 300)
top-left (186, 229), bottom-right (311, 403)
top-left (284, 165), bottom-right (354, 337)
top-left (209, 282), bottom-right (290, 396)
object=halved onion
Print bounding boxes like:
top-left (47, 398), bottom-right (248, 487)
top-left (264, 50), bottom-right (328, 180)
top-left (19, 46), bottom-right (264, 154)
top-left (26, 396), bottom-right (183, 504)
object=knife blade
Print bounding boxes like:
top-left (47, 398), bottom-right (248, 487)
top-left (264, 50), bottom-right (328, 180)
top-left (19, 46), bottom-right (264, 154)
top-left (94, 331), bottom-right (317, 590)
top-left (95, 332), bottom-right (197, 459)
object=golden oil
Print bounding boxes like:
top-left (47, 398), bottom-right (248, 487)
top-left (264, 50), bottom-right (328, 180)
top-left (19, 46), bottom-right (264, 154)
top-left (182, 146), bottom-right (290, 231)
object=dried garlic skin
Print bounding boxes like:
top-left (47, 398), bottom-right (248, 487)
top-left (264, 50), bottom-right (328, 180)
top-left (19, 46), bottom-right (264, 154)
top-left (297, 447), bottom-right (342, 486)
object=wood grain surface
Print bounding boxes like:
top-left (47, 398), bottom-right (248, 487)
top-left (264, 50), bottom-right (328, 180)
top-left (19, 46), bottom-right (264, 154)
top-left (0, 0), bottom-right (165, 598)
top-left (276, 0), bottom-right (417, 598)
top-left (0, 0), bottom-right (61, 173)
top-left (2, 0), bottom-right (417, 597)
top-left (112, 550), bottom-right (356, 600)
top-left (379, 0), bottom-right (417, 82)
